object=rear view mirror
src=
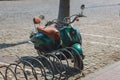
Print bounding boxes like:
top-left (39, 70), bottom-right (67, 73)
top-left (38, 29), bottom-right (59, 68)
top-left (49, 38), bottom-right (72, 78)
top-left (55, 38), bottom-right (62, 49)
top-left (39, 15), bottom-right (45, 20)
top-left (80, 4), bottom-right (85, 10)
top-left (80, 4), bottom-right (85, 15)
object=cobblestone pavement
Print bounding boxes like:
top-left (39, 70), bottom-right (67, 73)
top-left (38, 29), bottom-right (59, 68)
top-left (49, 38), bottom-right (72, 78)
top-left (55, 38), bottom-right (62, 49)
top-left (0, 0), bottom-right (120, 79)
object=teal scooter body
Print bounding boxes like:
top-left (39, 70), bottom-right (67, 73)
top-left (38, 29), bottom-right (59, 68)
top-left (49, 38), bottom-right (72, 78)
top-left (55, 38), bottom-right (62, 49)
top-left (30, 25), bottom-right (83, 57)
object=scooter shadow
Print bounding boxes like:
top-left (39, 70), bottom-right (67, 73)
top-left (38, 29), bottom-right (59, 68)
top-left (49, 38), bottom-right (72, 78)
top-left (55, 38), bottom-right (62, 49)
top-left (0, 41), bottom-right (28, 49)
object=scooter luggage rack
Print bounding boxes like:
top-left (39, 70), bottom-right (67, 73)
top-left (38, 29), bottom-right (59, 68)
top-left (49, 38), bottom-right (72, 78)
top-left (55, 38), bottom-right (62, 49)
top-left (0, 47), bottom-right (83, 80)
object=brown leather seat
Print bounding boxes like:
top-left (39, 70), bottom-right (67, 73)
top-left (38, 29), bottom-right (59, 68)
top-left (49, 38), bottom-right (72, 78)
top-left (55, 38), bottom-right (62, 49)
top-left (37, 26), bottom-right (60, 41)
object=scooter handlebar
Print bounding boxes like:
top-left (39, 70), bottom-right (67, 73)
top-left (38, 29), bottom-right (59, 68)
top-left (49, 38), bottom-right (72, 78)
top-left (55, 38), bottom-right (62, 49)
top-left (45, 13), bottom-right (86, 27)
top-left (58, 13), bottom-right (86, 25)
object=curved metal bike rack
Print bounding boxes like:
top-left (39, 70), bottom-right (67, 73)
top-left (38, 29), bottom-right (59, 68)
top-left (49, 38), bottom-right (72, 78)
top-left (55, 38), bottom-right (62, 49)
top-left (0, 47), bottom-right (83, 80)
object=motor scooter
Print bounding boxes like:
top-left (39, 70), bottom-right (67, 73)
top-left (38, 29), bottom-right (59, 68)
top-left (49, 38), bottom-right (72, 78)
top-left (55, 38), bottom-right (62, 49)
top-left (29, 5), bottom-right (85, 70)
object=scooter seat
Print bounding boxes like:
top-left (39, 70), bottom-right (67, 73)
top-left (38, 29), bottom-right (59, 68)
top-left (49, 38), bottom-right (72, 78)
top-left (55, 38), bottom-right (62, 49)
top-left (37, 26), bottom-right (60, 41)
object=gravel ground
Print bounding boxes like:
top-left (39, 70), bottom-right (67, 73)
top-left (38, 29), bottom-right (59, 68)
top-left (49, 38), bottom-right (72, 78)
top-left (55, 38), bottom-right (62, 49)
top-left (0, 0), bottom-right (120, 80)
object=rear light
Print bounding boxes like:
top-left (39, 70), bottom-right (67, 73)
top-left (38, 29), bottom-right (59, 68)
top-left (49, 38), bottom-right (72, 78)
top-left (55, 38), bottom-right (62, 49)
top-left (33, 17), bottom-right (41, 24)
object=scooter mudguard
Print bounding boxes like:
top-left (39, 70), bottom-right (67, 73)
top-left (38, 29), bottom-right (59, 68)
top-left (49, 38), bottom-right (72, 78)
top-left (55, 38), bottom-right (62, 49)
top-left (72, 43), bottom-right (83, 56)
